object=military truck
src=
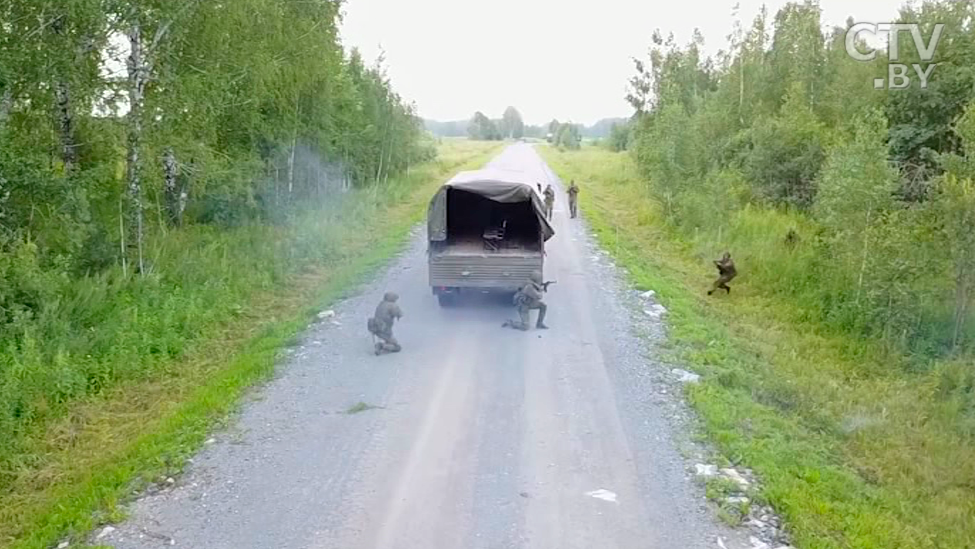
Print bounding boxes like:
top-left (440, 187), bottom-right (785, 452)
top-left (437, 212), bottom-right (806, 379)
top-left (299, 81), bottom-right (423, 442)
top-left (427, 168), bottom-right (555, 306)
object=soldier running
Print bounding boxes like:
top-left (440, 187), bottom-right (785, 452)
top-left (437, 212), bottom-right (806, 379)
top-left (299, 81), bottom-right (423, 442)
top-left (367, 292), bottom-right (403, 354)
top-left (708, 252), bottom-right (737, 295)
top-left (503, 271), bottom-right (550, 330)
top-left (566, 180), bottom-right (579, 218)
top-left (543, 184), bottom-right (555, 220)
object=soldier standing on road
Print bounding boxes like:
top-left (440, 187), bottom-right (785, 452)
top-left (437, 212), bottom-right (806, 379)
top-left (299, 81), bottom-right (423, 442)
top-left (567, 180), bottom-right (579, 219)
top-left (503, 271), bottom-right (550, 331)
top-left (368, 292), bottom-right (403, 355)
top-left (543, 184), bottom-right (555, 220)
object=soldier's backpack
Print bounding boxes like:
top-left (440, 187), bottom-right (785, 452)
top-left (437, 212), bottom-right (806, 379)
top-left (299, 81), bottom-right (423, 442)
top-left (366, 316), bottom-right (379, 335)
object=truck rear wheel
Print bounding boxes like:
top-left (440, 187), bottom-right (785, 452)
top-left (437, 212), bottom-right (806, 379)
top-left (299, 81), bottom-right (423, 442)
top-left (437, 293), bottom-right (454, 307)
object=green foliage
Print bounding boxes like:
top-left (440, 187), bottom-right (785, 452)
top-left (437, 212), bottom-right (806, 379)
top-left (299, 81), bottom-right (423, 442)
top-left (0, 140), bottom-right (500, 547)
top-left (546, 119), bottom-right (560, 142)
top-left (607, 121), bottom-right (631, 152)
top-left (633, 102), bottom-right (706, 197)
top-left (500, 106), bottom-right (525, 139)
top-left (0, 0), bottom-right (437, 511)
top-left (886, 1), bottom-right (975, 174)
top-left (554, 122), bottom-right (582, 150)
top-left (764, 1), bottom-right (826, 112)
top-left (541, 145), bottom-right (975, 549)
top-left (933, 99), bottom-right (975, 350)
top-left (544, 119), bottom-right (584, 149)
top-left (467, 111), bottom-right (501, 141)
top-left (811, 110), bottom-right (930, 339)
top-left (626, 0), bottom-right (975, 356)
top-left (743, 83), bottom-right (829, 209)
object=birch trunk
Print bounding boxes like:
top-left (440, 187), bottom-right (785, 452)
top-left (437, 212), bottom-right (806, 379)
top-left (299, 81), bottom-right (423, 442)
top-left (177, 189), bottom-right (188, 225)
top-left (0, 88), bottom-right (12, 134)
top-left (738, 55), bottom-right (745, 125)
top-left (383, 132), bottom-right (393, 186)
top-left (177, 166), bottom-right (189, 226)
top-left (51, 16), bottom-right (77, 171)
top-left (288, 94), bottom-right (299, 196)
top-left (375, 136), bottom-right (385, 186)
top-left (953, 264), bottom-right (971, 351)
top-left (55, 81), bottom-right (77, 171)
top-left (288, 133), bottom-right (296, 195)
top-left (855, 212), bottom-right (872, 306)
top-left (125, 20), bottom-right (147, 275)
top-left (163, 147), bottom-right (178, 225)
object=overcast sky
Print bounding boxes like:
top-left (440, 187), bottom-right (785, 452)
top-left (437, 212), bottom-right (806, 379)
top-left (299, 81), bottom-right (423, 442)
top-left (340, 0), bottom-right (903, 126)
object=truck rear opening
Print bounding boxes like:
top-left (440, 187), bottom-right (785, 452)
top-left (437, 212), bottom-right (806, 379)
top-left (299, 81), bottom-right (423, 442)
top-left (437, 189), bottom-right (541, 253)
top-left (426, 167), bottom-right (555, 306)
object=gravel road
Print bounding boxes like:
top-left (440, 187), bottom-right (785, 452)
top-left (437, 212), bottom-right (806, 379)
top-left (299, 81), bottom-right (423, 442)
top-left (96, 144), bottom-right (753, 549)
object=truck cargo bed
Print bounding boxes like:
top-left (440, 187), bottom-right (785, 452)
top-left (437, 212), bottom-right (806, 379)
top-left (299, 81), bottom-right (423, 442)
top-left (429, 240), bottom-right (542, 289)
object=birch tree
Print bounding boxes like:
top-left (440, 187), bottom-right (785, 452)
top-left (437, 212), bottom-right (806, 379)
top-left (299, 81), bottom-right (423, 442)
top-left (815, 110), bottom-right (898, 308)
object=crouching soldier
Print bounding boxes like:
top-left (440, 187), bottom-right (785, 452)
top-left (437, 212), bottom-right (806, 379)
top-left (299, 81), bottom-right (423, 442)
top-left (368, 292), bottom-right (403, 355)
top-left (708, 252), bottom-right (737, 296)
top-left (503, 271), bottom-right (550, 330)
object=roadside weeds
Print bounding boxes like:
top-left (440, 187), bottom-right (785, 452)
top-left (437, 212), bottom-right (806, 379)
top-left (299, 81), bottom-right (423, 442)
top-left (538, 145), bottom-right (975, 549)
top-left (0, 140), bottom-right (502, 549)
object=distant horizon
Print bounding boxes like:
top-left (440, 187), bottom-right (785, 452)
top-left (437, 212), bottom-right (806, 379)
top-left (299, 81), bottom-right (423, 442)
top-left (421, 114), bottom-right (630, 127)
top-left (340, 0), bottom-right (899, 125)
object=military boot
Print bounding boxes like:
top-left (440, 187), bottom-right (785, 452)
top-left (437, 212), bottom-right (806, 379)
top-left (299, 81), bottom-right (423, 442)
top-left (535, 304), bottom-right (549, 329)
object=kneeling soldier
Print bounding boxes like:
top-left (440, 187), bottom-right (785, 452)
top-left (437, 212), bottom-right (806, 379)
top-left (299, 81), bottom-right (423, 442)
top-left (503, 271), bottom-right (549, 330)
top-left (368, 292), bottom-right (403, 354)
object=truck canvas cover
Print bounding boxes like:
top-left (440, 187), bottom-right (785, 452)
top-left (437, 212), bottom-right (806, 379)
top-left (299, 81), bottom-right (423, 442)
top-left (427, 168), bottom-right (556, 242)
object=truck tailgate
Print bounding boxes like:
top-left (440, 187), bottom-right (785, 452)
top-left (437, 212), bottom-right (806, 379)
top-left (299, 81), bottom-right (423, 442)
top-left (429, 253), bottom-right (542, 289)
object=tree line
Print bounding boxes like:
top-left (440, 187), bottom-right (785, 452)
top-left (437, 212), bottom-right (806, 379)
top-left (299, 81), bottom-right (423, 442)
top-left (624, 0), bottom-right (975, 357)
top-left (426, 110), bottom-right (624, 148)
top-left (545, 119), bottom-right (582, 149)
top-left (465, 107), bottom-right (531, 140)
top-left (464, 112), bottom-right (583, 149)
top-left (0, 0), bottom-right (432, 280)
top-left (0, 0), bottom-right (433, 457)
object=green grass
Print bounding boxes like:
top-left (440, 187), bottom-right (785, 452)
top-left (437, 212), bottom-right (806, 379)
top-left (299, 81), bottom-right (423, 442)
top-left (0, 138), bottom-right (503, 549)
top-left (539, 145), bottom-right (975, 549)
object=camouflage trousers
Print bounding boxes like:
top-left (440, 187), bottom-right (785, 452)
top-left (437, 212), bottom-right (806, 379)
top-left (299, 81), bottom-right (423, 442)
top-left (569, 197), bottom-right (577, 218)
top-left (370, 320), bottom-right (401, 354)
top-left (374, 329), bottom-right (400, 354)
top-left (504, 301), bottom-right (547, 330)
top-left (708, 274), bottom-right (736, 295)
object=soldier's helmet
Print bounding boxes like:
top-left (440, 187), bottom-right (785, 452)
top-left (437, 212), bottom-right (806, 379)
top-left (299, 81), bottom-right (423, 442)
top-left (384, 291), bottom-right (399, 302)
top-left (529, 270), bottom-right (542, 284)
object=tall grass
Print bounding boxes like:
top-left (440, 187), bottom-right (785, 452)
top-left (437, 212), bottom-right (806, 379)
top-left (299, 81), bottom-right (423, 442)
top-left (541, 145), bottom-right (975, 549)
top-left (0, 138), bottom-right (502, 548)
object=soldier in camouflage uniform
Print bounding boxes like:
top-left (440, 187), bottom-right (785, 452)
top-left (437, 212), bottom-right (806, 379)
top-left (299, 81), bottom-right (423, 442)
top-left (543, 184), bottom-right (555, 220)
top-left (368, 292), bottom-right (403, 354)
top-left (566, 180), bottom-right (579, 218)
top-left (708, 252), bottom-right (737, 296)
top-left (503, 271), bottom-right (549, 330)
